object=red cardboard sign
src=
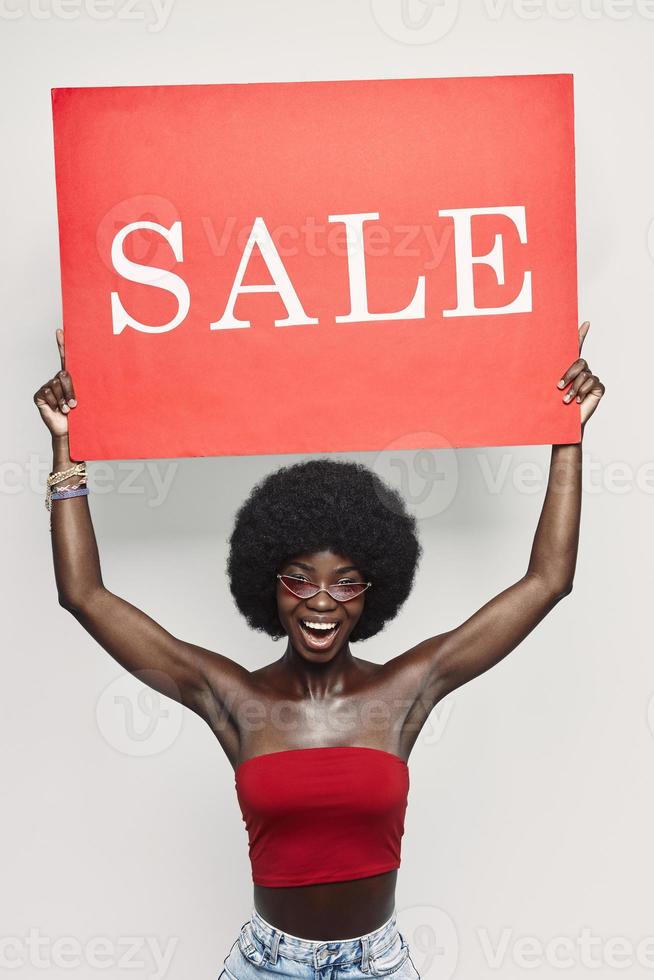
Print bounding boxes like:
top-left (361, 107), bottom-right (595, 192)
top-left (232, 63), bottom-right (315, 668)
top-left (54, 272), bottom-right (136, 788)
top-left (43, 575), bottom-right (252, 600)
top-left (51, 74), bottom-right (580, 461)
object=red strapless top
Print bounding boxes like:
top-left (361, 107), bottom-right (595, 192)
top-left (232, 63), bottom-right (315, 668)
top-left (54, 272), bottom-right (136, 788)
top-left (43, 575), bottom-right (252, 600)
top-left (234, 745), bottom-right (410, 887)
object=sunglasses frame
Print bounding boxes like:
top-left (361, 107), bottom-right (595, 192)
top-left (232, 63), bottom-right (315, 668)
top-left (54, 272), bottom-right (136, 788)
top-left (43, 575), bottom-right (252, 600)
top-left (276, 573), bottom-right (372, 603)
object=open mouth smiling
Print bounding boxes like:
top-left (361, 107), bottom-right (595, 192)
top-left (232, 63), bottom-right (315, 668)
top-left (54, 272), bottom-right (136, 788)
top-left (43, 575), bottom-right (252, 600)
top-left (297, 618), bottom-right (342, 650)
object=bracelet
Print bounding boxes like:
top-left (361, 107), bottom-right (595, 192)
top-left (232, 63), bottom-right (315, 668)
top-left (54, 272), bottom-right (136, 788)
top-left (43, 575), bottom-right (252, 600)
top-left (52, 480), bottom-right (86, 493)
top-left (45, 463), bottom-right (86, 510)
top-left (45, 479), bottom-right (86, 510)
top-left (46, 483), bottom-right (90, 531)
top-left (51, 487), bottom-right (89, 501)
top-left (46, 462), bottom-right (89, 530)
top-left (48, 462), bottom-right (87, 487)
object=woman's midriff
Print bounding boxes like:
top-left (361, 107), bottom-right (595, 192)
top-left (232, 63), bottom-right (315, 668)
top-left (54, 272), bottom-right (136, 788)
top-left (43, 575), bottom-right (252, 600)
top-left (253, 868), bottom-right (397, 941)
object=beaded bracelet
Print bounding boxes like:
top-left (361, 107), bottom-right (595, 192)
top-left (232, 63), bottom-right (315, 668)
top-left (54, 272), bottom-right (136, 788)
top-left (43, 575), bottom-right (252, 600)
top-left (51, 487), bottom-right (89, 501)
top-left (46, 481), bottom-right (89, 531)
top-left (50, 481), bottom-right (87, 495)
top-left (46, 478), bottom-right (87, 506)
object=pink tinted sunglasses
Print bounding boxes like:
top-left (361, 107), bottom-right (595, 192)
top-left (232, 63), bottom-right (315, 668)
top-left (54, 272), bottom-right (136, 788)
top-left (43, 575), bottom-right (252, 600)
top-left (277, 574), bottom-right (371, 603)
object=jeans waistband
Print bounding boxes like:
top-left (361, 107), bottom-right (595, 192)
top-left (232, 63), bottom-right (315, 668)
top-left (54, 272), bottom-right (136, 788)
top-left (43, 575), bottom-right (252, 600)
top-left (249, 907), bottom-right (399, 967)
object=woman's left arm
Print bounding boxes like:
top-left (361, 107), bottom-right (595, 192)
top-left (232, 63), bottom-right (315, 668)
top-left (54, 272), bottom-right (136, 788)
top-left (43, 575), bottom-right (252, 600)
top-left (405, 321), bottom-right (605, 706)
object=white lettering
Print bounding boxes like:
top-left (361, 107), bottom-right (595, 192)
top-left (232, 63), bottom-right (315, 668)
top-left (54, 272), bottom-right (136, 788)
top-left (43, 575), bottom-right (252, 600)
top-left (210, 217), bottom-right (317, 329)
top-left (111, 221), bottom-right (190, 334)
top-left (328, 212), bottom-right (425, 323)
top-left (439, 206), bottom-right (532, 317)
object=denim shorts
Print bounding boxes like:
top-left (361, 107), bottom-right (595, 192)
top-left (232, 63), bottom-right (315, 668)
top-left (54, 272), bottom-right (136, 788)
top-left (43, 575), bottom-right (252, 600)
top-left (219, 907), bottom-right (420, 980)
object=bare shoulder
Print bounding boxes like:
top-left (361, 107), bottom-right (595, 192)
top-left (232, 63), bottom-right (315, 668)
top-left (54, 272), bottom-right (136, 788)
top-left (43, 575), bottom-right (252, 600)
top-left (191, 646), bottom-right (274, 752)
top-left (373, 637), bottom-right (453, 755)
top-left (368, 634), bottom-right (454, 723)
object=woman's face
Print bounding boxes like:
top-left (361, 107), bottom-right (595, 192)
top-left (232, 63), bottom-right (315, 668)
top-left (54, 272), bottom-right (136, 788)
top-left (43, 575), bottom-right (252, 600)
top-left (276, 548), bottom-right (367, 663)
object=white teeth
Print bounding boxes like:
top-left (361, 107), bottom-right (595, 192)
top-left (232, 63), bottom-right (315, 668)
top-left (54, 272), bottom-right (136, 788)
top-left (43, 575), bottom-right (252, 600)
top-left (301, 621), bottom-right (337, 630)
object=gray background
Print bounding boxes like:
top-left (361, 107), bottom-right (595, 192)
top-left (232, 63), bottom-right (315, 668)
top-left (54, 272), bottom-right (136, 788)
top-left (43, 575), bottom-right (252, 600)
top-left (2, 1), bottom-right (652, 978)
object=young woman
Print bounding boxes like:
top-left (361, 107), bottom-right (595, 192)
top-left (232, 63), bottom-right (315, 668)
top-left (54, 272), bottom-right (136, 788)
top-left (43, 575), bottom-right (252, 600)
top-left (34, 322), bottom-right (604, 979)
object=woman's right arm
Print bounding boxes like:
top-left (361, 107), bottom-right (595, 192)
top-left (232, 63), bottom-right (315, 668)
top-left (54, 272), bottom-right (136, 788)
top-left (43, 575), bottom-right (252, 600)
top-left (34, 329), bottom-right (250, 747)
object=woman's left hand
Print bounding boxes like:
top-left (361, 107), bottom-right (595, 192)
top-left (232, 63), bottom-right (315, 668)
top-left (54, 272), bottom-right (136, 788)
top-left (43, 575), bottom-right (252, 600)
top-left (557, 320), bottom-right (606, 429)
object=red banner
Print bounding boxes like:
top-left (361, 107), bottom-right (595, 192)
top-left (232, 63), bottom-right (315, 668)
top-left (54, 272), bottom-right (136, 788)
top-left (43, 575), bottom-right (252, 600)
top-left (51, 74), bottom-right (580, 460)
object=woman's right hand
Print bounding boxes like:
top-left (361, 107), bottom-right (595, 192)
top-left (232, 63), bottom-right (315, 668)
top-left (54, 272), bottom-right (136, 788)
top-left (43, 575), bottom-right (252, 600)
top-left (33, 328), bottom-right (77, 439)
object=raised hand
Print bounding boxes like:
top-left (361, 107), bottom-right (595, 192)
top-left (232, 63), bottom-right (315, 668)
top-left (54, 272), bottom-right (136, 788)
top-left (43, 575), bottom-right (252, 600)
top-left (557, 320), bottom-right (605, 429)
top-left (33, 328), bottom-right (77, 438)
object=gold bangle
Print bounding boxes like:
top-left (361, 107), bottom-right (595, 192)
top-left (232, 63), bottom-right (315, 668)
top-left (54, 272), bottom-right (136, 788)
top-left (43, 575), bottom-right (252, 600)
top-left (48, 462), bottom-right (87, 487)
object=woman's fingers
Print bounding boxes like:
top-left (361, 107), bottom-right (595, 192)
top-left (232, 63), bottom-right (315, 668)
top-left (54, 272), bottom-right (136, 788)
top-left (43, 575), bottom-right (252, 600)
top-left (574, 376), bottom-right (597, 403)
top-left (565, 367), bottom-right (593, 403)
top-left (33, 379), bottom-right (69, 437)
top-left (556, 321), bottom-right (604, 427)
top-left (54, 328), bottom-right (77, 407)
top-left (579, 376), bottom-right (605, 425)
top-left (58, 369), bottom-right (76, 407)
top-left (56, 327), bottom-right (65, 370)
top-left (33, 331), bottom-right (77, 438)
top-left (557, 357), bottom-right (589, 398)
top-left (35, 374), bottom-right (75, 414)
top-left (578, 320), bottom-right (590, 353)
top-left (49, 376), bottom-right (70, 414)
top-left (38, 383), bottom-right (59, 413)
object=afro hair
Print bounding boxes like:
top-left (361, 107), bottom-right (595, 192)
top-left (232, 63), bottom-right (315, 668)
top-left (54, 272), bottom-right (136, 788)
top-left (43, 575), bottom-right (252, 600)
top-left (227, 457), bottom-right (422, 642)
